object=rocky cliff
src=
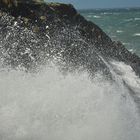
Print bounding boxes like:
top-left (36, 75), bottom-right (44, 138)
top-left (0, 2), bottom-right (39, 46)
top-left (0, 0), bottom-right (140, 76)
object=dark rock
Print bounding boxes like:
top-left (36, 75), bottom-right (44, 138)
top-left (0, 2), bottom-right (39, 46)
top-left (0, 0), bottom-right (139, 76)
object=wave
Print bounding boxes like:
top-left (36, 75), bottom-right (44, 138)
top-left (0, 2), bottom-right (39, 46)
top-left (116, 30), bottom-right (124, 33)
top-left (93, 15), bottom-right (101, 18)
top-left (0, 61), bottom-right (140, 140)
top-left (134, 18), bottom-right (140, 21)
top-left (133, 33), bottom-right (140, 37)
top-left (87, 15), bottom-right (101, 19)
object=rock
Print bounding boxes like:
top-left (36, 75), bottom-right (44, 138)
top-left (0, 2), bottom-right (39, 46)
top-left (0, 1), bottom-right (139, 76)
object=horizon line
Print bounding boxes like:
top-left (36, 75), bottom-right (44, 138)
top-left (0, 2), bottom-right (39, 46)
top-left (77, 6), bottom-right (140, 11)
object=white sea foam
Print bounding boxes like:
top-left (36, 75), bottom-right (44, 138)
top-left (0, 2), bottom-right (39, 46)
top-left (135, 18), bottom-right (140, 21)
top-left (124, 18), bottom-right (133, 22)
top-left (122, 42), bottom-right (130, 45)
top-left (116, 30), bottom-right (123, 33)
top-left (111, 61), bottom-right (140, 95)
top-left (93, 15), bottom-right (101, 18)
top-left (101, 12), bottom-right (109, 15)
top-left (133, 33), bottom-right (140, 37)
top-left (85, 14), bottom-right (100, 19)
top-left (0, 62), bottom-right (140, 140)
top-left (129, 49), bottom-right (134, 53)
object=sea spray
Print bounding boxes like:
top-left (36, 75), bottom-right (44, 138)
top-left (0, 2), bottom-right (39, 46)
top-left (0, 62), bottom-right (140, 140)
top-left (0, 4), bottom-right (140, 140)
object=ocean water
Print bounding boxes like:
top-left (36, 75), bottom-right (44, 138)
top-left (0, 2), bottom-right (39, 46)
top-left (0, 8), bottom-right (140, 140)
top-left (80, 8), bottom-right (140, 56)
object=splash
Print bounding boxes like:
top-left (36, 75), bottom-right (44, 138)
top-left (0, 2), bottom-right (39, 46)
top-left (0, 62), bottom-right (140, 140)
top-left (0, 9), bottom-right (140, 140)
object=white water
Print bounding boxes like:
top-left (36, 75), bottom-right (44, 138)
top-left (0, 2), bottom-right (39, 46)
top-left (0, 62), bottom-right (140, 140)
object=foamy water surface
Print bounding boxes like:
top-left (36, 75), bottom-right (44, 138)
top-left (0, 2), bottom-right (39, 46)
top-left (0, 61), bottom-right (140, 140)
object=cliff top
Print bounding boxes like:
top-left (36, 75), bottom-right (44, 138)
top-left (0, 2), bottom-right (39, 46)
top-left (0, 0), bottom-right (77, 21)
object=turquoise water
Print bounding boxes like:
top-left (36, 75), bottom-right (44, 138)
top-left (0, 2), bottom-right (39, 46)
top-left (80, 8), bottom-right (140, 56)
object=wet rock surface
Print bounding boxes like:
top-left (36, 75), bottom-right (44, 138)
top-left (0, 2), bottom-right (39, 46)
top-left (0, 0), bottom-right (140, 76)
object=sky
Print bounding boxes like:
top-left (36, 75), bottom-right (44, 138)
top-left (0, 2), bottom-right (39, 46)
top-left (46, 0), bottom-right (140, 9)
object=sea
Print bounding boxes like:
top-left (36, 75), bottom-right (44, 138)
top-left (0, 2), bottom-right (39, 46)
top-left (80, 8), bottom-right (140, 56)
top-left (0, 7), bottom-right (140, 140)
